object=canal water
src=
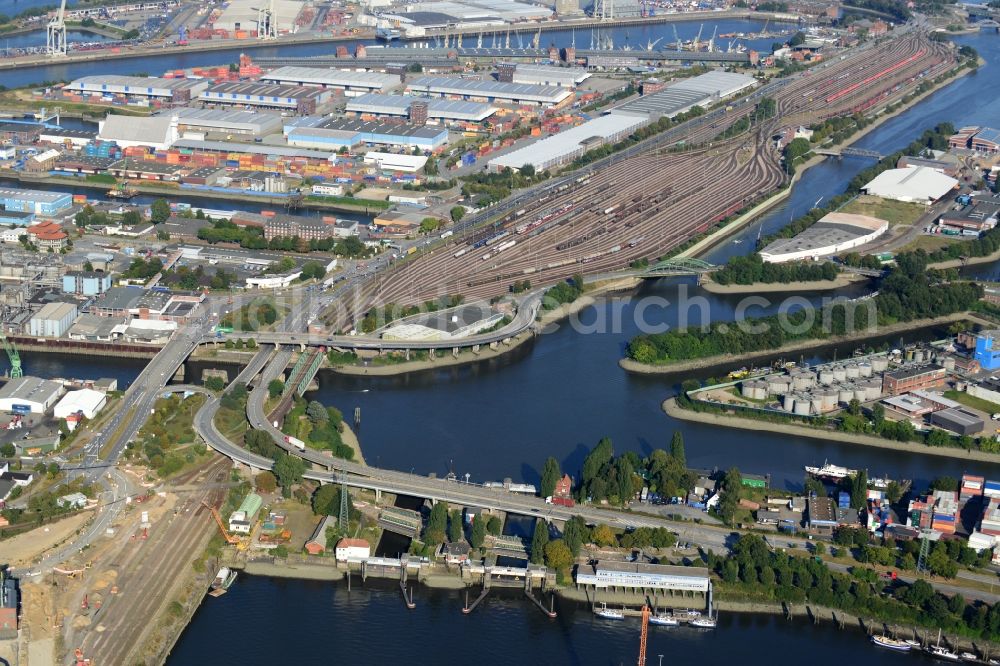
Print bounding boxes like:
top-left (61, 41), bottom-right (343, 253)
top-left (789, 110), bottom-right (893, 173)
top-left (167, 574), bottom-right (917, 666)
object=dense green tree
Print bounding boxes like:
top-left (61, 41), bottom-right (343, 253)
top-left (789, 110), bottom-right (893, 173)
top-left (255, 471), bottom-right (277, 494)
top-left (0, 443), bottom-right (14, 458)
top-left (448, 509), bottom-right (464, 543)
top-left (450, 206), bottom-right (465, 223)
top-left (718, 467), bottom-right (743, 525)
top-left (425, 503), bottom-right (448, 545)
top-left (486, 515), bottom-right (502, 535)
top-left (306, 400), bottom-right (329, 423)
top-left (470, 514), bottom-right (487, 549)
top-left (273, 454), bottom-right (306, 490)
top-left (540, 457), bottom-right (561, 499)
top-left (530, 519), bottom-right (549, 564)
top-left (670, 431), bottom-right (686, 467)
top-left (268, 379), bottom-right (285, 398)
top-left (544, 539), bottom-right (574, 570)
top-left (203, 376), bottom-right (225, 391)
top-left (562, 516), bottom-right (589, 557)
top-left (850, 470), bottom-right (868, 510)
top-left (150, 198), bottom-right (171, 224)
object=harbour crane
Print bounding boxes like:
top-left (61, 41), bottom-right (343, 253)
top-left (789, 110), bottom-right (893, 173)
top-left (46, 0), bottom-right (67, 57)
top-left (646, 37), bottom-right (661, 51)
top-left (637, 605), bottom-right (650, 665)
top-left (708, 25), bottom-right (717, 53)
top-left (673, 24), bottom-right (681, 52)
top-left (693, 23), bottom-right (703, 52)
top-left (255, 0), bottom-right (277, 40)
top-left (0, 333), bottom-right (21, 379)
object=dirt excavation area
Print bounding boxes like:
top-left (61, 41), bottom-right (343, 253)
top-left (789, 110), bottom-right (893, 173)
top-left (4, 511), bottom-right (93, 567)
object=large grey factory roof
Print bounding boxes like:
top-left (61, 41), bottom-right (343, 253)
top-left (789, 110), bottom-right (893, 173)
top-left (612, 87), bottom-right (710, 118)
top-left (406, 76), bottom-right (571, 104)
top-left (170, 138), bottom-right (337, 159)
top-left (166, 108), bottom-right (284, 132)
top-left (669, 71), bottom-right (757, 97)
top-left (261, 66), bottom-right (401, 89)
top-left (612, 70), bottom-right (757, 118)
top-left (0, 187), bottom-right (70, 204)
top-left (385, 11), bottom-right (464, 26)
top-left (490, 112), bottom-right (647, 170)
top-left (0, 376), bottom-right (63, 403)
top-left (345, 93), bottom-right (496, 120)
top-left (203, 81), bottom-right (329, 99)
top-left (66, 75), bottom-right (206, 92)
top-left (294, 117), bottom-right (447, 139)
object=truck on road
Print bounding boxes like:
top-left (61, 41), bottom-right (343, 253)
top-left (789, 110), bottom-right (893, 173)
top-left (284, 436), bottom-right (306, 451)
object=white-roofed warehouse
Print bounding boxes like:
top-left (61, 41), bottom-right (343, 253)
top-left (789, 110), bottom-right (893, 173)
top-left (346, 93), bottom-right (496, 122)
top-left (406, 77), bottom-right (571, 107)
top-left (759, 212), bottom-right (889, 263)
top-left (488, 113), bottom-right (648, 172)
top-left (0, 376), bottom-right (64, 414)
top-left (167, 108), bottom-right (284, 137)
top-left (53, 389), bottom-right (107, 420)
top-left (862, 165), bottom-right (959, 204)
top-left (260, 67), bottom-right (401, 96)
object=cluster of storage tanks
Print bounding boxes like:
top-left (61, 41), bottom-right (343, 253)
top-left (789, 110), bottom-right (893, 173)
top-left (740, 355), bottom-right (893, 416)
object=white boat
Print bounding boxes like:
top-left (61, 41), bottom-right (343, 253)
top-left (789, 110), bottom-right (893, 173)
top-left (871, 635), bottom-right (911, 652)
top-left (805, 461), bottom-right (857, 481)
top-left (649, 614), bottom-right (679, 626)
top-left (209, 567), bottom-right (237, 596)
top-left (595, 604), bottom-right (624, 620)
top-left (904, 640), bottom-right (922, 648)
top-left (959, 653), bottom-right (979, 662)
top-left (689, 617), bottom-right (717, 628)
top-left (928, 645), bottom-right (961, 661)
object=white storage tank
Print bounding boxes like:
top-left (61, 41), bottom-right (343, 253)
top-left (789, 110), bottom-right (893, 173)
top-left (858, 362), bottom-right (873, 378)
top-left (853, 387), bottom-right (868, 402)
top-left (863, 380), bottom-right (881, 401)
top-left (783, 394), bottom-right (795, 411)
top-left (913, 349), bottom-right (925, 363)
top-left (871, 357), bottom-right (889, 372)
top-left (832, 366), bottom-right (847, 382)
top-left (819, 389), bottom-right (839, 411)
top-left (768, 377), bottom-right (792, 395)
top-left (942, 356), bottom-right (956, 371)
top-left (810, 395), bottom-right (824, 414)
top-left (846, 364), bottom-right (860, 379)
top-left (793, 374), bottom-right (813, 391)
top-left (742, 381), bottom-right (767, 400)
top-left (793, 398), bottom-right (812, 416)
top-left (819, 369), bottom-right (834, 385)
top-left (838, 386), bottom-right (855, 404)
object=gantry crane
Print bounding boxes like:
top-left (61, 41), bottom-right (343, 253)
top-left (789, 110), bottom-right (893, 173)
top-left (46, 0), bottom-right (68, 56)
top-left (256, 0), bottom-right (277, 40)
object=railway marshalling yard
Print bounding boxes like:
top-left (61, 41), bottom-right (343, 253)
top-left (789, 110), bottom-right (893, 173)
top-left (332, 31), bottom-right (955, 328)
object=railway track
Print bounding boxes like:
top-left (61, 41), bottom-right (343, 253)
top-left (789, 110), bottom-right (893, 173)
top-left (328, 31), bottom-right (954, 328)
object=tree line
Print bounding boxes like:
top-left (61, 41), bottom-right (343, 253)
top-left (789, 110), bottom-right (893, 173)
top-left (627, 253), bottom-right (982, 365)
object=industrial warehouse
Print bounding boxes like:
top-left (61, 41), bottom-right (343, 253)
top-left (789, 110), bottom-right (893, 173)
top-left (285, 117), bottom-right (450, 150)
top-left (405, 76), bottom-right (573, 106)
top-left (259, 66), bottom-right (403, 96)
top-left (165, 108), bottom-right (285, 138)
top-left (64, 75), bottom-right (210, 104)
top-left (758, 212), bottom-right (889, 263)
top-left (613, 71), bottom-right (757, 118)
top-left (197, 81), bottom-right (333, 114)
top-left (488, 112), bottom-right (648, 171)
top-left (345, 94), bottom-right (497, 123)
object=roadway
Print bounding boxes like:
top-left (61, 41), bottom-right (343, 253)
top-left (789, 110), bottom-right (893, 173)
top-left (227, 291), bottom-right (542, 351)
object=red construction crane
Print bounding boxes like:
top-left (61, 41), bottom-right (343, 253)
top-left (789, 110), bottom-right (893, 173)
top-left (637, 605), bottom-right (649, 666)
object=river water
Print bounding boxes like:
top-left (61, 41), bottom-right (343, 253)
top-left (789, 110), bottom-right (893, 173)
top-left (1, 17), bottom-right (785, 88)
top-left (10, 26), bottom-right (999, 664)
